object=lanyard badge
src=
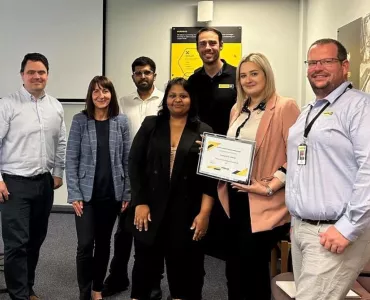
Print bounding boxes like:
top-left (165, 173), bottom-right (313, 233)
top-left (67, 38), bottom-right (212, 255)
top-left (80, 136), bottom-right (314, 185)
top-left (297, 83), bottom-right (352, 166)
top-left (297, 143), bottom-right (307, 165)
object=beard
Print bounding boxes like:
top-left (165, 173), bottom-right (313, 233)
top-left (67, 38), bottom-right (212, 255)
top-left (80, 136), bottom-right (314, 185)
top-left (135, 80), bottom-right (153, 92)
top-left (309, 79), bottom-right (331, 91)
top-left (308, 76), bottom-right (342, 99)
top-left (201, 52), bottom-right (220, 65)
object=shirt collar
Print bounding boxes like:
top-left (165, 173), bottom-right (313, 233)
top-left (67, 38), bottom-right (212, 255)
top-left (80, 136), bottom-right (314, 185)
top-left (324, 81), bottom-right (351, 104)
top-left (200, 59), bottom-right (231, 77)
top-left (21, 85), bottom-right (46, 102)
top-left (133, 86), bottom-right (162, 101)
top-left (309, 81), bottom-right (351, 108)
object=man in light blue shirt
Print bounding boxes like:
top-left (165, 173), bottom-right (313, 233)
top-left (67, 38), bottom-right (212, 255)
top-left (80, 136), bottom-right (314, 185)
top-left (0, 53), bottom-right (66, 300)
top-left (286, 38), bottom-right (370, 300)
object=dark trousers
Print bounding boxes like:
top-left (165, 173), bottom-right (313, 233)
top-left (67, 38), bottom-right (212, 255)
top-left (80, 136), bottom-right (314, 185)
top-left (1, 173), bottom-right (54, 300)
top-left (75, 199), bottom-right (120, 300)
top-left (225, 187), bottom-right (290, 300)
top-left (105, 209), bottom-right (133, 286)
top-left (131, 228), bottom-right (204, 300)
top-left (106, 210), bottom-right (164, 288)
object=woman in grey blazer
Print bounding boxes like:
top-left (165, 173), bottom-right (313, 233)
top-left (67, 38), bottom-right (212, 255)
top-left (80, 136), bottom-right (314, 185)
top-left (66, 76), bottom-right (131, 300)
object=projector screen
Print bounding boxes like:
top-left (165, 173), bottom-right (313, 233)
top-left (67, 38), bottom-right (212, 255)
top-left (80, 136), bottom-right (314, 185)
top-left (0, 0), bottom-right (104, 100)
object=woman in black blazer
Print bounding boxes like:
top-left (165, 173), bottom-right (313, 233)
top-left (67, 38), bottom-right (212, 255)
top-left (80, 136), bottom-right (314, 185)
top-left (128, 78), bottom-right (215, 300)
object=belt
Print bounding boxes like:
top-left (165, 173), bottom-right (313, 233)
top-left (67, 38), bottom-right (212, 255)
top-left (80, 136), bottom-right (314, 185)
top-left (2, 173), bottom-right (49, 181)
top-left (300, 218), bottom-right (337, 225)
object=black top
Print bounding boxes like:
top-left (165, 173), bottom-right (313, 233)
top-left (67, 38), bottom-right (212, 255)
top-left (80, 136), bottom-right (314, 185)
top-left (188, 59), bottom-right (237, 135)
top-left (127, 116), bottom-right (216, 246)
top-left (92, 119), bottom-right (115, 201)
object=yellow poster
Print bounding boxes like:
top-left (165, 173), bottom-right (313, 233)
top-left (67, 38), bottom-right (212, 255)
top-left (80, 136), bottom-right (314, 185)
top-left (171, 27), bottom-right (242, 79)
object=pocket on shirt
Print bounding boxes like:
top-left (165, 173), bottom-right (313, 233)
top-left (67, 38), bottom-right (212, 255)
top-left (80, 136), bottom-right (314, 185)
top-left (312, 118), bottom-right (335, 150)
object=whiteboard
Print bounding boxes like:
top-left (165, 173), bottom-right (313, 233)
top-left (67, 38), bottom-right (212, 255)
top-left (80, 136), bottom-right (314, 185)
top-left (0, 0), bottom-right (104, 99)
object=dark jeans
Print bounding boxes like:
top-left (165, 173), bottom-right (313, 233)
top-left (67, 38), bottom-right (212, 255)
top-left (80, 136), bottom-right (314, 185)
top-left (131, 228), bottom-right (204, 300)
top-left (106, 210), bottom-right (163, 289)
top-left (1, 173), bottom-right (54, 300)
top-left (225, 186), bottom-right (290, 300)
top-left (75, 199), bottom-right (120, 300)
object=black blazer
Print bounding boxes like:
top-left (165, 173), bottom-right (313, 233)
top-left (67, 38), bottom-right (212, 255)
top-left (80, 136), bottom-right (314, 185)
top-left (127, 116), bottom-right (216, 246)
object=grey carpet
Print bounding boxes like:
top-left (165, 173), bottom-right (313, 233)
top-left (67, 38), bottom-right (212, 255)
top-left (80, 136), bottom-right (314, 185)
top-left (0, 213), bottom-right (227, 300)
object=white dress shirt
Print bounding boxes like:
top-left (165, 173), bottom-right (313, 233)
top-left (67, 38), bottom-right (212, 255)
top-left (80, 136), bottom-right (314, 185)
top-left (0, 86), bottom-right (66, 181)
top-left (119, 87), bottom-right (164, 140)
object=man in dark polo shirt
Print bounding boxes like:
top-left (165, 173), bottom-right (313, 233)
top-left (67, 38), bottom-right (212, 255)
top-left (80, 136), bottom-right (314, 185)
top-left (188, 27), bottom-right (236, 135)
top-left (188, 27), bottom-right (237, 261)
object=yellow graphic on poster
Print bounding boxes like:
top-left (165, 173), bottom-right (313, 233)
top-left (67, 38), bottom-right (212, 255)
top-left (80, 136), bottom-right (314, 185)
top-left (171, 27), bottom-right (242, 79)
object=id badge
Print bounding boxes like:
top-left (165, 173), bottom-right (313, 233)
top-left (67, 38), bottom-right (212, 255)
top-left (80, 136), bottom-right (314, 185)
top-left (297, 144), bottom-right (307, 165)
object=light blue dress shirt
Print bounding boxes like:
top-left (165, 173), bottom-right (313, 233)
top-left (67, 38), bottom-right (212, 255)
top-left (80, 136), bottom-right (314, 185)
top-left (0, 86), bottom-right (66, 181)
top-left (286, 81), bottom-right (370, 241)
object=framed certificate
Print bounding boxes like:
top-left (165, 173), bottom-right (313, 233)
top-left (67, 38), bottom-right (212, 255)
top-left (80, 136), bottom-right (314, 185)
top-left (197, 132), bottom-right (256, 183)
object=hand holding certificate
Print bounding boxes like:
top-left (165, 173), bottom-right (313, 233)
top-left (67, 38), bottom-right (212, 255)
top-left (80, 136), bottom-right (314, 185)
top-left (197, 132), bottom-right (255, 183)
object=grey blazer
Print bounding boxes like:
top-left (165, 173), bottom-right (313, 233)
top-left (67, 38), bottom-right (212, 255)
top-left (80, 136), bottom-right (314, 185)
top-left (66, 112), bottom-right (131, 203)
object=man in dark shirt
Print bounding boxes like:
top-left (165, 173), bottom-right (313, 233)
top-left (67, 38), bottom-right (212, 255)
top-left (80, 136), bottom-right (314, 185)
top-left (188, 27), bottom-right (237, 262)
top-left (188, 27), bottom-right (237, 135)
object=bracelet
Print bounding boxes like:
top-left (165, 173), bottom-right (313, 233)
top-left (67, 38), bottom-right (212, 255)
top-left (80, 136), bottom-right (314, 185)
top-left (266, 185), bottom-right (274, 197)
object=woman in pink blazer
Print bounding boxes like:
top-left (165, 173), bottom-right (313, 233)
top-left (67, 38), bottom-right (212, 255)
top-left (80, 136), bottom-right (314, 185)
top-left (218, 53), bottom-right (300, 299)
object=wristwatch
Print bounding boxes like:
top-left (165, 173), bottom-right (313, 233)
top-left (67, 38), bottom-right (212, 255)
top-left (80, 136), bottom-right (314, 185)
top-left (266, 185), bottom-right (274, 197)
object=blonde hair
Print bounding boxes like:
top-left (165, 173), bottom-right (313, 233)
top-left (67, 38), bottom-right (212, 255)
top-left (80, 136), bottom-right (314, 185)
top-left (235, 53), bottom-right (276, 112)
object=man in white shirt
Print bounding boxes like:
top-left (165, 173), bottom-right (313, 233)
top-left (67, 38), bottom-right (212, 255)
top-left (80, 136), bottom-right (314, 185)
top-left (120, 57), bottom-right (164, 141)
top-left (0, 53), bottom-right (66, 300)
top-left (102, 56), bottom-right (164, 299)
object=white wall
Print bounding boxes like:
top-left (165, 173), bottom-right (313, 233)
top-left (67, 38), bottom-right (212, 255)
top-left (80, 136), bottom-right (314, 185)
top-left (303, 0), bottom-right (370, 104)
top-left (54, 104), bottom-right (85, 206)
top-left (105, 0), bottom-right (300, 103)
top-left (52, 0), bottom-right (300, 206)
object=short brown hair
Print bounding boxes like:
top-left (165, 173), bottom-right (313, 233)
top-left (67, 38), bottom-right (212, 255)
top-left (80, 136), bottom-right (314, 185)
top-left (308, 38), bottom-right (348, 61)
top-left (196, 27), bottom-right (223, 45)
top-left (20, 53), bottom-right (49, 73)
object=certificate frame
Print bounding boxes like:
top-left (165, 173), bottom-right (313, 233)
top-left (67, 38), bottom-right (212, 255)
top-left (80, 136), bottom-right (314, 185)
top-left (197, 132), bottom-right (256, 183)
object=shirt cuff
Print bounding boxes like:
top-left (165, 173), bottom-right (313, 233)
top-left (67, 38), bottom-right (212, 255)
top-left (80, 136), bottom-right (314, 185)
top-left (273, 170), bottom-right (286, 184)
top-left (0, 173), bottom-right (3, 181)
top-left (335, 216), bottom-right (361, 242)
top-left (52, 167), bottom-right (64, 179)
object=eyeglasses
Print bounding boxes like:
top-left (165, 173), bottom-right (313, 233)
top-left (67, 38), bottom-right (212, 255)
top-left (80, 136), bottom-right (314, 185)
top-left (304, 58), bottom-right (343, 68)
top-left (133, 70), bottom-right (154, 77)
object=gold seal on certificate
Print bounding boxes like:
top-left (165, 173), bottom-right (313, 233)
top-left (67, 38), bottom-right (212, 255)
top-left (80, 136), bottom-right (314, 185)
top-left (197, 132), bottom-right (256, 183)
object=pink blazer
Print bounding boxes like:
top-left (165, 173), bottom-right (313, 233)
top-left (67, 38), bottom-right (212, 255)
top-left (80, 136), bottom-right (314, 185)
top-left (218, 94), bottom-right (300, 232)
